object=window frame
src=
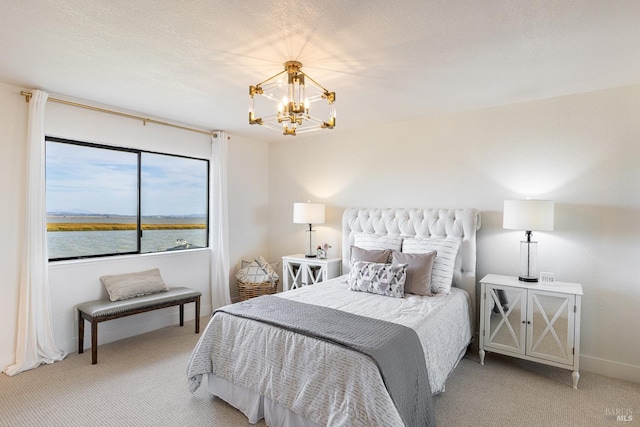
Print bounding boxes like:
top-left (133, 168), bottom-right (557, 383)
top-left (45, 136), bottom-right (210, 262)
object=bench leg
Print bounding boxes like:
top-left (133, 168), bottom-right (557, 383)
top-left (78, 313), bottom-right (84, 354)
top-left (91, 320), bottom-right (98, 365)
top-left (195, 296), bottom-right (200, 334)
top-left (179, 303), bottom-right (185, 327)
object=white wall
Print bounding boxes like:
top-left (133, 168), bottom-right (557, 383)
top-left (267, 84), bottom-right (640, 383)
top-left (0, 85), bottom-right (269, 368)
top-left (227, 134), bottom-right (271, 293)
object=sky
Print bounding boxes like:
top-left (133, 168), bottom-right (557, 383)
top-left (46, 141), bottom-right (208, 216)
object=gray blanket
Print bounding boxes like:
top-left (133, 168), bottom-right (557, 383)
top-left (215, 295), bottom-right (435, 427)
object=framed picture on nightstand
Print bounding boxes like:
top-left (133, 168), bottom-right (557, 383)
top-left (540, 272), bottom-right (555, 285)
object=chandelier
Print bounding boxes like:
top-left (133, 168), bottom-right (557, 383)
top-left (249, 61), bottom-right (336, 136)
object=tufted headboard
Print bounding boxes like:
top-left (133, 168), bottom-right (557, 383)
top-left (342, 208), bottom-right (482, 320)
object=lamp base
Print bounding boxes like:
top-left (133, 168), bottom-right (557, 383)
top-left (304, 228), bottom-right (316, 258)
top-left (519, 240), bottom-right (538, 283)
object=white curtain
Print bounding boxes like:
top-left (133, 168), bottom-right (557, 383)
top-left (209, 132), bottom-right (231, 310)
top-left (5, 90), bottom-right (67, 376)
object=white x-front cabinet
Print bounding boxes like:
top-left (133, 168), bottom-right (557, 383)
top-left (479, 274), bottom-right (583, 389)
top-left (282, 254), bottom-right (342, 291)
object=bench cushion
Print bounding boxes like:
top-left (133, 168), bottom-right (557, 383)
top-left (77, 287), bottom-right (201, 318)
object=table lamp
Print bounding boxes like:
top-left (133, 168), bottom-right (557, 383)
top-left (503, 199), bottom-right (554, 282)
top-left (293, 202), bottom-right (325, 258)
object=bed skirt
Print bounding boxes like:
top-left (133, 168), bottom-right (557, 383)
top-left (207, 374), bottom-right (321, 427)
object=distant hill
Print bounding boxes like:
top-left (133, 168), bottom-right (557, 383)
top-left (47, 211), bottom-right (205, 218)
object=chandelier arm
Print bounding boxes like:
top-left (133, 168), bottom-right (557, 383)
top-left (300, 72), bottom-right (331, 96)
top-left (255, 69), bottom-right (287, 88)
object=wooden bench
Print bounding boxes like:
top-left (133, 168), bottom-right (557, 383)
top-left (77, 287), bottom-right (201, 364)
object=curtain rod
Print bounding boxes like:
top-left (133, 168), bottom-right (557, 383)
top-left (20, 91), bottom-right (217, 137)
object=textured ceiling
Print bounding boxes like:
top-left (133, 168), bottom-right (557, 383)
top-left (1, 0), bottom-right (639, 141)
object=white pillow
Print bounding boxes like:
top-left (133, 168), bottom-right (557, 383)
top-left (402, 238), bottom-right (461, 294)
top-left (353, 233), bottom-right (403, 251)
top-left (100, 268), bottom-right (169, 302)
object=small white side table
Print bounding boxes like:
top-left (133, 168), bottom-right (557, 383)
top-left (479, 274), bottom-right (583, 389)
top-left (282, 254), bottom-right (342, 291)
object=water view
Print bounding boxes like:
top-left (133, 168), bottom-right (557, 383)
top-left (47, 215), bottom-right (207, 260)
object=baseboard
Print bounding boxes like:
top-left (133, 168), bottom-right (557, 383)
top-left (581, 354), bottom-right (640, 384)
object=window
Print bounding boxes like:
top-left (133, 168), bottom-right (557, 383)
top-left (45, 137), bottom-right (209, 261)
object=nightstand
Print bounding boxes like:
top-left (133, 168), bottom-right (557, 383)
top-left (282, 254), bottom-right (342, 291)
top-left (479, 274), bottom-right (583, 389)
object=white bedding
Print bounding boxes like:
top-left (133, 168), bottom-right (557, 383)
top-left (195, 275), bottom-right (472, 426)
top-left (278, 275), bottom-right (473, 394)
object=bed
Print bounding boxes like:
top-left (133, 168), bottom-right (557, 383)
top-left (188, 207), bottom-right (481, 426)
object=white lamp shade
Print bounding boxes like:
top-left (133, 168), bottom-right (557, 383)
top-left (503, 199), bottom-right (554, 231)
top-left (293, 202), bottom-right (325, 224)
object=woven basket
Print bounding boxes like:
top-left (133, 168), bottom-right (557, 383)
top-left (237, 279), bottom-right (278, 301)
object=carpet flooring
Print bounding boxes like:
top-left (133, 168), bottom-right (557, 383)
top-left (1, 318), bottom-right (638, 426)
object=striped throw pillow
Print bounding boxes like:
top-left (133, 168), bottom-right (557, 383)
top-left (353, 233), bottom-right (403, 251)
top-left (402, 238), bottom-right (461, 294)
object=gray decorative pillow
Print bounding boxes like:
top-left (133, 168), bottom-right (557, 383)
top-left (349, 246), bottom-right (392, 282)
top-left (350, 246), bottom-right (392, 264)
top-left (100, 268), bottom-right (169, 302)
top-left (402, 238), bottom-right (461, 294)
top-left (392, 250), bottom-right (437, 296)
top-left (348, 261), bottom-right (407, 298)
